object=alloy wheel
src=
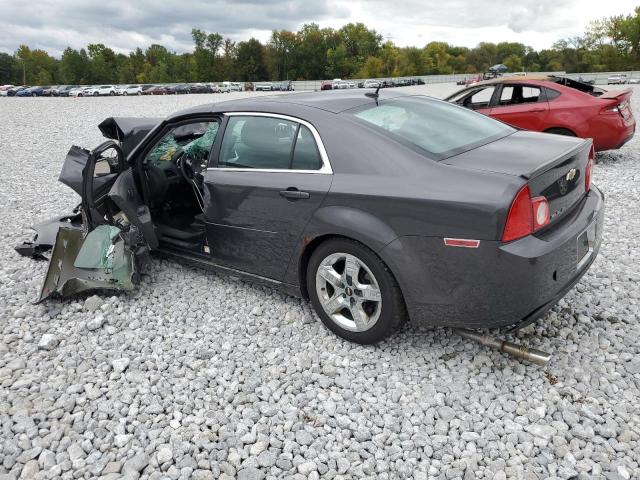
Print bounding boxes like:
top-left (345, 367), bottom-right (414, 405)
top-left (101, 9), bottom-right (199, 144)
top-left (315, 252), bottom-right (382, 332)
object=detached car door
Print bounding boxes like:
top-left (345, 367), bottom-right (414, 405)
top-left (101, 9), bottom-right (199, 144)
top-left (489, 84), bottom-right (549, 131)
top-left (204, 113), bottom-right (332, 280)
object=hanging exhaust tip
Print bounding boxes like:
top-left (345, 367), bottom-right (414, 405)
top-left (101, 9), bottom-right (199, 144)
top-left (454, 328), bottom-right (552, 366)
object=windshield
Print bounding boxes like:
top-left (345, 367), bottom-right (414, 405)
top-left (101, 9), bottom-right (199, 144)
top-left (347, 96), bottom-right (515, 160)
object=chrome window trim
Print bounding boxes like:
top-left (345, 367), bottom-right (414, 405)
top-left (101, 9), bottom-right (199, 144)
top-left (207, 111), bottom-right (333, 174)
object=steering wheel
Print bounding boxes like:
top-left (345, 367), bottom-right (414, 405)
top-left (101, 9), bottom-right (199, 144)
top-left (174, 149), bottom-right (206, 212)
top-left (172, 150), bottom-right (195, 182)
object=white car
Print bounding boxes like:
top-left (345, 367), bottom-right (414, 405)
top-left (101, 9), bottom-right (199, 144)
top-left (117, 85), bottom-right (143, 95)
top-left (222, 81), bottom-right (242, 92)
top-left (69, 87), bottom-right (92, 97)
top-left (86, 85), bottom-right (117, 96)
top-left (0, 85), bottom-right (14, 96)
top-left (255, 82), bottom-right (273, 92)
top-left (363, 80), bottom-right (380, 88)
top-left (334, 80), bottom-right (355, 89)
top-left (214, 84), bottom-right (230, 93)
top-left (607, 74), bottom-right (628, 85)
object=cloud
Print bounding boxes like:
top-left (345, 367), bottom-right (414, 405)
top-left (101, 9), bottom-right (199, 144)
top-left (0, 0), bottom-right (636, 56)
top-left (0, 0), bottom-right (349, 55)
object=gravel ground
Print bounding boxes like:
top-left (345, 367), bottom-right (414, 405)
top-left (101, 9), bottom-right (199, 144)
top-left (0, 86), bottom-right (639, 480)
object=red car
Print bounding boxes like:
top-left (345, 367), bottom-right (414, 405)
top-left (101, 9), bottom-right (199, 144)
top-left (145, 85), bottom-right (169, 95)
top-left (320, 80), bottom-right (333, 91)
top-left (446, 76), bottom-right (635, 151)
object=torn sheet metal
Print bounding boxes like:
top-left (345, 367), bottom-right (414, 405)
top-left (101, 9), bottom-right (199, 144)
top-left (38, 225), bottom-right (136, 302)
top-left (15, 212), bottom-right (83, 260)
top-left (98, 117), bottom-right (162, 157)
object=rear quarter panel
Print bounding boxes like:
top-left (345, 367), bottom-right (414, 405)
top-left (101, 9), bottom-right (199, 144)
top-left (281, 115), bottom-right (523, 288)
top-left (545, 89), bottom-right (597, 137)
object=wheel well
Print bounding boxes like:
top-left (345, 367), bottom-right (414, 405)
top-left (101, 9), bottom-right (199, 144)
top-left (298, 234), bottom-right (403, 302)
top-left (298, 234), bottom-right (346, 299)
top-left (544, 127), bottom-right (577, 137)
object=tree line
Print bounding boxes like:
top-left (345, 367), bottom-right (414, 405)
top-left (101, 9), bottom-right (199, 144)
top-left (2, 7), bottom-right (640, 86)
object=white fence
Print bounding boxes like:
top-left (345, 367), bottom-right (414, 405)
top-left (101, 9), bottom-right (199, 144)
top-left (291, 71), bottom-right (640, 91)
top-left (290, 72), bottom-right (565, 91)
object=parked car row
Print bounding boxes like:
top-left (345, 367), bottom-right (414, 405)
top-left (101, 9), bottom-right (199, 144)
top-left (320, 77), bottom-right (425, 90)
top-left (252, 80), bottom-right (295, 92)
top-left (0, 81), bottom-right (277, 97)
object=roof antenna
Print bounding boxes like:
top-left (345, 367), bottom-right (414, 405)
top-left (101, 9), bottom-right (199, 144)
top-left (364, 85), bottom-right (381, 105)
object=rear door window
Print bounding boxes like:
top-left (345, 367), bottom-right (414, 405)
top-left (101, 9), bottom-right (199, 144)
top-left (218, 116), bottom-right (323, 171)
top-left (218, 116), bottom-right (297, 169)
top-left (291, 125), bottom-right (322, 170)
top-left (498, 85), bottom-right (543, 106)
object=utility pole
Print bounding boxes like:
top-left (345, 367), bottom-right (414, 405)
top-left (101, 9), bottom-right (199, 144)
top-left (22, 60), bottom-right (26, 86)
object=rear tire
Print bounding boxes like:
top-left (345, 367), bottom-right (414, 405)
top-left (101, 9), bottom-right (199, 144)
top-left (545, 127), bottom-right (576, 137)
top-left (306, 238), bottom-right (405, 344)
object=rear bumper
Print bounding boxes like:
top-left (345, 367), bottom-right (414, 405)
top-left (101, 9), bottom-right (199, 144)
top-left (593, 116), bottom-right (635, 151)
top-left (381, 186), bottom-right (605, 328)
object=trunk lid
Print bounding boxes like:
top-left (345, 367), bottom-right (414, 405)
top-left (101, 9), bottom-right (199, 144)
top-left (444, 130), bottom-right (592, 227)
top-left (598, 88), bottom-right (633, 121)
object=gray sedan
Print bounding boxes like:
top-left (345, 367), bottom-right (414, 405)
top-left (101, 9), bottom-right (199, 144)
top-left (19, 90), bottom-right (604, 344)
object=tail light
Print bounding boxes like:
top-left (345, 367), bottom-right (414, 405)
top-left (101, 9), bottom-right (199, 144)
top-left (600, 104), bottom-right (620, 114)
top-left (531, 196), bottom-right (550, 229)
top-left (585, 146), bottom-right (594, 192)
top-left (502, 185), bottom-right (550, 242)
top-left (601, 101), bottom-right (629, 118)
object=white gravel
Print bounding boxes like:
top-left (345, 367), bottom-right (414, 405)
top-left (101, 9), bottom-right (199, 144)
top-left (0, 87), bottom-right (639, 480)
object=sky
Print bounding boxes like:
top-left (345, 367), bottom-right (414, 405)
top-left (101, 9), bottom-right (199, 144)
top-left (0, 0), bottom-right (637, 57)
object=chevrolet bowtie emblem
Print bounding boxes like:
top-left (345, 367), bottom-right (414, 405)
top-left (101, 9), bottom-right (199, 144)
top-left (566, 168), bottom-right (577, 181)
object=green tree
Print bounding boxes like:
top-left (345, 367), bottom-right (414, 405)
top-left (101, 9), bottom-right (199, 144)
top-left (424, 42), bottom-right (453, 74)
top-left (0, 52), bottom-right (19, 84)
top-left (236, 38), bottom-right (267, 81)
top-left (357, 56), bottom-right (384, 78)
top-left (502, 54), bottom-right (522, 72)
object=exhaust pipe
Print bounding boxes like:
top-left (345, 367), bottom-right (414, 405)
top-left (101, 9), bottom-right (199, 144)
top-left (454, 328), bottom-right (552, 366)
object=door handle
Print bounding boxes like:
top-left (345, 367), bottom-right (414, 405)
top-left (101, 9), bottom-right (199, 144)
top-left (279, 188), bottom-right (310, 199)
top-left (527, 108), bottom-right (546, 112)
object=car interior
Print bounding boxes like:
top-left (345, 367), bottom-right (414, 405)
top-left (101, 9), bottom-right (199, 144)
top-left (143, 121), bottom-right (219, 251)
top-left (139, 116), bottom-right (322, 253)
top-left (496, 85), bottom-right (542, 106)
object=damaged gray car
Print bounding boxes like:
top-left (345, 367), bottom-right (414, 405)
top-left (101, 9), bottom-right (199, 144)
top-left (17, 91), bottom-right (603, 360)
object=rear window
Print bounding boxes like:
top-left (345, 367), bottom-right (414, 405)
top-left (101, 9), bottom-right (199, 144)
top-left (347, 96), bottom-right (514, 160)
top-left (548, 76), bottom-right (605, 97)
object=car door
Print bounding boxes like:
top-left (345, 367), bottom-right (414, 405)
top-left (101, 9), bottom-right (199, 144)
top-left (489, 84), bottom-right (549, 131)
top-left (204, 113), bottom-right (333, 280)
top-left (39, 141), bottom-right (153, 301)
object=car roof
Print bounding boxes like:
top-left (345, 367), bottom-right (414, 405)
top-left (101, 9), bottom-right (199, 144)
top-left (171, 89), bottom-right (411, 118)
